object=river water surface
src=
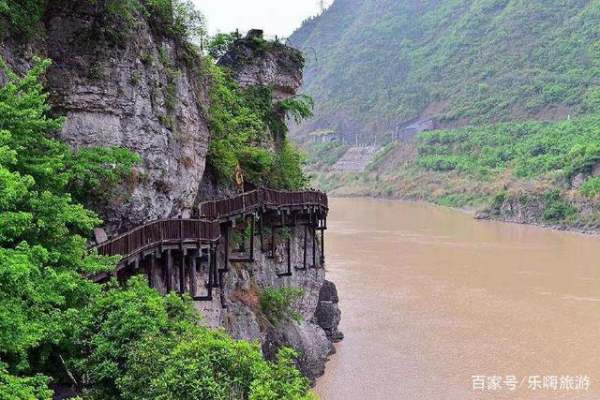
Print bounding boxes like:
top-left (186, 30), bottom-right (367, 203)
top-left (315, 198), bottom-right (600, 400)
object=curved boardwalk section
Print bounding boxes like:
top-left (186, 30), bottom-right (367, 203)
top-left (92, 188), bottom-right (328, 303)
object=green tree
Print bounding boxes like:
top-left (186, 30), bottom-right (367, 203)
top-left (68, 278), bottom-right (313, 400)
top-left (0, 57), bottom-right (136, 393)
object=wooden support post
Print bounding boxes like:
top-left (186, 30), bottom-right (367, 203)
top-left (249, 213), bottom-right (255, 261)
top-left (259, 213), bottom-right (264, 252)
top-left (287, 234), bottom-right (291, 274)
top-left (302, 224), bottom-right (307, 270)
top-left (270, 218), bottom-right (275, 259)
top-left (147, 252), bottom-right (155, 288)
top-left (166, 249), bottom-right (173, 292)
top-left (179, 250), bottom-right (186, 294)
top-left (190, 251), bottom-right (197, 298)
top-left (276, 211), bottom-right (292, 277)
top-left (312, 226), bottom-right (316, 269)
top-left (320, 225), bottom-right (325, 265)
top-left (224, 224), bottom-right (230, 273)
top-left (211, 244), bottom-right (218, 288)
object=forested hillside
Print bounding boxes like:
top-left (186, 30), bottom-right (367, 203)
top-left (290, 0), bottom-right (600, 139)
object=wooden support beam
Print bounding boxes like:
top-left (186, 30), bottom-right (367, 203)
top-left (249, 213), bottom-right (255, 262)
top-left (190, 251), bottom-right (197, 298)
top-left (179, 251), bottom-right (186, 294)
top-left (166, 249), bottom-right (173, 292)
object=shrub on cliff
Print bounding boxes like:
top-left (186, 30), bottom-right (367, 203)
top-left (69, 278), bottom-right (313, 400)
top-left (259, 287), bottom-right (304, 326)
top-left (206, 61), bottom-right (309, 190)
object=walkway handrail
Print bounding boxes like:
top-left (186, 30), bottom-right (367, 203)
top-left (95, 219), bottom-right (221, 259)
top-left (199, 187), bottom-right (328, 220)
top-left (94, 189), bottom-right (327, 261)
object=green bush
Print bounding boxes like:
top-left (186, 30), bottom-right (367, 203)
top-left (207, 61), bottom-right (308, 189)
top-left (259, 287), bottom-right (304, 326)
top-left (208, 32), bottom-right (236, 59)
top-left (580, 177), bottom-right (600, 198)
top-left (269, 140), bottom-right (308, 190)
top-left (0, 364), bottom-right (52, 400)
top-left (101, 0), bottom-right (206, 43)
top-left (543, 191), bottom-right (576, 222)
top-left (69, 278), bottom-right (313, 400)
top-left (0, 0), bottom-right (45, 39)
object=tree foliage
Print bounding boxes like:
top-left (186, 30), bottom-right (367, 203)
top-left (416, 115), bottom-right (600, 180)
top-left (66, 278), bottom-right (313, 400)
top-left (0, 58), bottom-right (131, 382)
top-left (206, 60), bottom-right (309, 190)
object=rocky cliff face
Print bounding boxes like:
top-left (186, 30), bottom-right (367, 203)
top-left (46, 4), bottom-right (210, 232)
top-left (196, 227), bottom-right (342, 382)
top-left (1, 5), bottom-right (342, 382)
top-left (2, 1), bottom-right (210, 233)
top-left (218, 30), bottom-right (304, 101)
top-left (197, 33), bottom-right (342, 382)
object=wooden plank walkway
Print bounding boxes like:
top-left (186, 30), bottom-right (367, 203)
top-left (95, 188), bottom-right (327, 260)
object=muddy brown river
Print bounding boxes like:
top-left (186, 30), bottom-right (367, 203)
top-left (315, 198), bottom-right (600, 400)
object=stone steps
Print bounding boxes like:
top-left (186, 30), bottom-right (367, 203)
top-left (332, 146), bottom-right (380, 172)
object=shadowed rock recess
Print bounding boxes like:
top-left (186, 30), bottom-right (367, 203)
top-left (0, 2), bottom-right (341, 383)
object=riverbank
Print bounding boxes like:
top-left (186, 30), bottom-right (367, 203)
top-left (304, 115), bottom-right (600, 236)
top-left (321, 187), bottom-right (600, 237)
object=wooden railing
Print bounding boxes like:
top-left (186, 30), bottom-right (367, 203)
top-left (199, 187), bottom-right (328, 220)
top-left (95, 189), bottom-right (327, 261)
top-left (95, 219), bottom-right (221, 259)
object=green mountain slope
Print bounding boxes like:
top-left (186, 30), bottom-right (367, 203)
top-left (289, 0), bottom-right (600, 139)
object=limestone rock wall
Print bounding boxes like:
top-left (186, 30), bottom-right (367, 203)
top-left (1, 1), bottom-right (210, 233)
top-left (45, 2), bottom-right (210, 232)
top-left (218, 30), bottom-right (304, 101)
top-left (195, 224), bottom-right (342, 382)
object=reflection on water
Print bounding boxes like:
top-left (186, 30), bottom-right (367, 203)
top-left (316, 198), bottom-right (600, 400)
